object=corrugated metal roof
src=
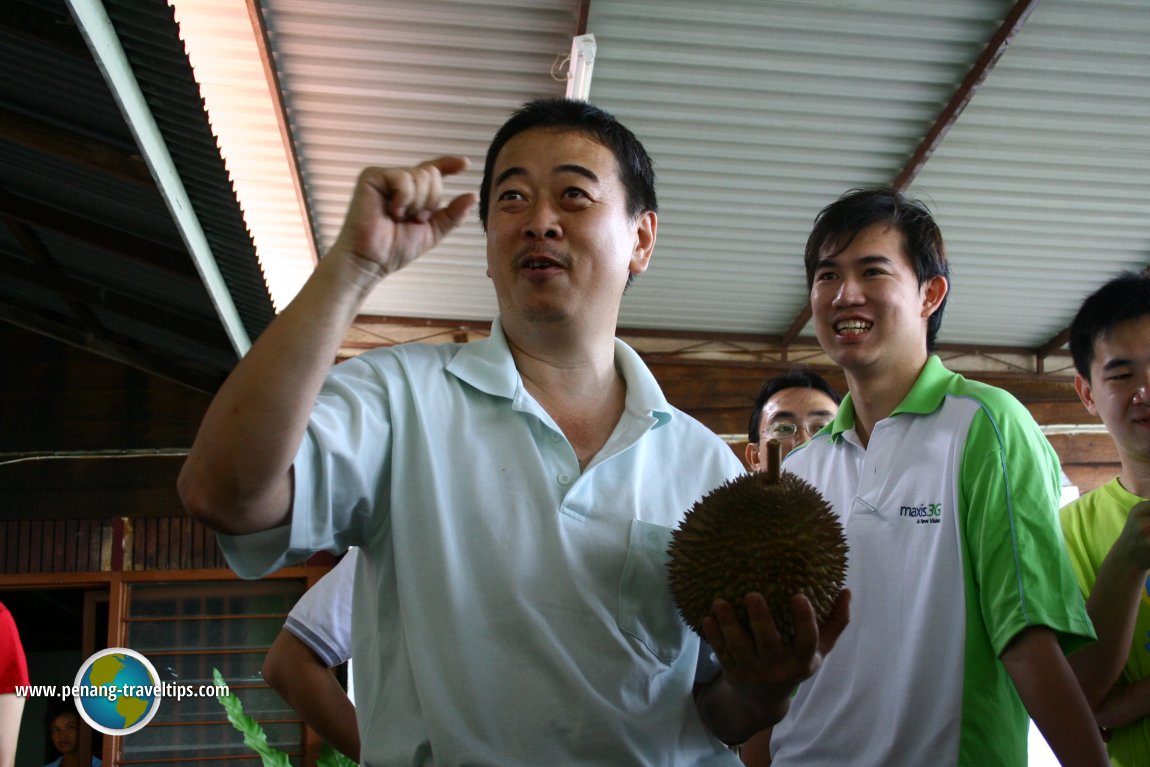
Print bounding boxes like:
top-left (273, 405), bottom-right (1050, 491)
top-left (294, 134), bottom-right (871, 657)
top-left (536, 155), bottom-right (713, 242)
top-left (907, 0), bottom-right (1150, 348)
top-left (9, 0), bottom-right (1144, 389)
top-left (258, 0), bottom-right (579, 320)
top-left (105, 0), bottom-right (276, 342)
top-left (0, 0), bottom-right (275, 389)
top-left (168, 0), bottom-right (318, 311)
top-left (251, 0), bottom-right (1148, 356)
top-left (586, 0), bottom-right (1020, 337)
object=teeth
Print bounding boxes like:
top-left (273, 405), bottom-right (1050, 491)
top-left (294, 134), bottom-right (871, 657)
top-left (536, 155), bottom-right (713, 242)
top-left (835, 320), bottom-right (871, 334)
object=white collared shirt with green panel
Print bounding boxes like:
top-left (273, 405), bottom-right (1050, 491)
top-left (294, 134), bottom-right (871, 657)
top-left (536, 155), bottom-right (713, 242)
top-left (772, 355), bottom-right (1094, 767)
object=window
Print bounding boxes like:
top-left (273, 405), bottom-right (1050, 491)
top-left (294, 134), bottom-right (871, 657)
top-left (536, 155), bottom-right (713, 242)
top-left (121, 580), bottom-right (306, 766)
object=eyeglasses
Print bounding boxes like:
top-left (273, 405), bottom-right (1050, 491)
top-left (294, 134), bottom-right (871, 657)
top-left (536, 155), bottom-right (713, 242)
top-left (765, 419), bottom-right (830, 440)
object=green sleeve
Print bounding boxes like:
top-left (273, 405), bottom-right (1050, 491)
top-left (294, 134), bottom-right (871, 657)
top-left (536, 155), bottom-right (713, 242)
top-left (960, 395), bottom-right (1095, 656)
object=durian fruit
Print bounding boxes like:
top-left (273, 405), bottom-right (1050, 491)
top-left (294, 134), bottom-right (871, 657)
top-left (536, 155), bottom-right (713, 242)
top-left (667, 440), bottom-right (848, 642)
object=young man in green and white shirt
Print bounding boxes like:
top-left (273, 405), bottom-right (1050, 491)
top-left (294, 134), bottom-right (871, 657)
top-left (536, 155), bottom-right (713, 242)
top-left (754, 187), bottom-right (1105, 766)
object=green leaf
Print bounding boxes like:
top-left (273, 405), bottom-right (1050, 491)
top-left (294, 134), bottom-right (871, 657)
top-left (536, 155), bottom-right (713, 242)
top-left (212, 668), bottom-right (292, 767)
top-left (317, 743), bottom-right (358, 767)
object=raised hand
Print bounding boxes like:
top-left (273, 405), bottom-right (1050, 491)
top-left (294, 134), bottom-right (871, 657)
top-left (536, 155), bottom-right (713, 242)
top-left (328, 156), bottom-right (478, 279)
top-left (1113, 500), bottom-right (1150, 571)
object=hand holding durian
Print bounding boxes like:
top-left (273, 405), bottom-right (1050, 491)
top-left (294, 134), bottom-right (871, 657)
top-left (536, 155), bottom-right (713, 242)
top-left (667, 439), bottom-right (851, 691)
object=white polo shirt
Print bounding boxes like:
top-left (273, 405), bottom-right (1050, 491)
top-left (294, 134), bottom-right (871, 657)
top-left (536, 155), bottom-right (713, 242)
top-left (771, 356), bottom-right (1093, 767)
top-left (219, 319), bottom-right (744, 767)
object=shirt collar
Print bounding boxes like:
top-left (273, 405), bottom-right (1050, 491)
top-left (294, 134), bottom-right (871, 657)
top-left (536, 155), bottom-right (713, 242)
top-left (445, 318), bottom-right (673, 429)
top-left (828, 355), bottom-right (951, 440)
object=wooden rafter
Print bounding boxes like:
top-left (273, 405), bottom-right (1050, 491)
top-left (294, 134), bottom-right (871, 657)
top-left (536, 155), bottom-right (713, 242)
top-left (778, 0), bottom-right (1043, 360)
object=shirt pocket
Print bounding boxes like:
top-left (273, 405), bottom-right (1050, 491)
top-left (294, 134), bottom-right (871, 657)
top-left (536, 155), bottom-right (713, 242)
top-left (615, 519), bottom-right (687, 664)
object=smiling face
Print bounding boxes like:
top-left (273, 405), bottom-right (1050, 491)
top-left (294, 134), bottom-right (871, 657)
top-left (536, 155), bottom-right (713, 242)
top-left (484, 128), bottom-right (655, 332)
top-left (810, 223), bottom-right (947, 386)
top-left (1076, 314), bottom-right (1150, 468)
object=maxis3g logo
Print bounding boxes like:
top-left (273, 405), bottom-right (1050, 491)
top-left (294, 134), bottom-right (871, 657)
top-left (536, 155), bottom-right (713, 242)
top-left (900, 502), bottom-right (943, 524)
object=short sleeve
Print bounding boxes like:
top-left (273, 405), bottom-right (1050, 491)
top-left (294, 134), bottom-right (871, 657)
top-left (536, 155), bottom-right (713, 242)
top-left (961, 401), bottom-right (1095, 656)
top-left (0, 602), bottom-right (29, 694)
top-left (284, 549), bottom-right (357, 667)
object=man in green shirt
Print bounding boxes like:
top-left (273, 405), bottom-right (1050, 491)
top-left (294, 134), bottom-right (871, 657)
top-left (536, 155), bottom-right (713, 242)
top-left (1062, 271), bottom-right (1150, 766)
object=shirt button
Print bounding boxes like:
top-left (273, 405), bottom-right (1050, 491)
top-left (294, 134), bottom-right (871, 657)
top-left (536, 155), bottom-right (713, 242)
top-left (551, 432), bottom-right (562, 442)
top-left (557, 473), bottom-right (571, 486)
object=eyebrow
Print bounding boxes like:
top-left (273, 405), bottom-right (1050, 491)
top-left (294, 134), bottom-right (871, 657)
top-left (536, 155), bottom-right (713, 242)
top-left (494, 164), bottom-right (600, 188)
top-left (1101, 357), bottom-right (1132, 372)
top-left (814, 254), bottom-right (894, 271)
top-left (768, 409), bottom-right (835, 421)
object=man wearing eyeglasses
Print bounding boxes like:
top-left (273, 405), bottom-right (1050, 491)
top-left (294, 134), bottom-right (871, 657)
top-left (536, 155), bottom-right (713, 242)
top-left (737, 366), bottom-right (841, 766)
top-left (744, 367), bottom-right (841, 471)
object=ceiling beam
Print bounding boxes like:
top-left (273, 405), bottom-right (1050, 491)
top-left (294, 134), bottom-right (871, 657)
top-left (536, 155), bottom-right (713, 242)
top-left (780, 0), bottom-right (1043, 352)
top-left (1, 211), bottom-right (104, 338)
top-left (893, 0), bottom-right (1042, 191)
top-left (0, 257), bottom-right (226, 345)
top-left (0, 0), bottom-right (90, 59)
top-left (0, 189), bottom-right (196, 278)
top-left (245, 0), bottom-right (319, 268)
top-left (67, 0), bottom-right (252, 357)
top-left (0, 301), bottom-right (226, 393)
top-left (0, 107), bottom-right (153, 187)
top-left (576, 0), bottom-right (591, 35)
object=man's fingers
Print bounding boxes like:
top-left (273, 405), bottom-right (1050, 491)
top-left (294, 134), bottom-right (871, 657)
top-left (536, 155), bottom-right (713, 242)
top-left (817, 589), bottom-right (852, 655)
top-left (426, 155), bottom-right (471, 178)
top-left (431, 193), bottom-right (478, 239)
top-left (357, 157), bottom-right (470, 222)
top-left (786, 594), bottom-right (819, 663)
top-left (744, 593), bottom-right (783, 653)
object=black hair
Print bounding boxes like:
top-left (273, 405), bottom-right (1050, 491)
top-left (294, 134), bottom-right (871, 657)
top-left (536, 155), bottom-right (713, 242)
top-left (1069, 270), bottom-right (1150, 380)
top-left (747, 366), bottom-right (842, 443)
top-left (478, 98), bottom-right (656, 229)
top-left (804, 186), bottom-right (949, 350)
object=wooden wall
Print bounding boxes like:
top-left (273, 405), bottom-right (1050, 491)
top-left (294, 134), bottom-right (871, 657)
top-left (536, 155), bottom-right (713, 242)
top-left (0, 323), bottom-right (1120, 541)
top-left (645, 359), bottom-right (1118, 495)
top-left (0, 322), bottom-right (211, 523)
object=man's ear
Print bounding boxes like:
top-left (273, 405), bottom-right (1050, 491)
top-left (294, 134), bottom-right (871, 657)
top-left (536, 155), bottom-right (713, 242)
top-left (629, 211), bottom-right (657, 276)
top-left (744, 442), bottom-right (761, 471)
top-left (921, 275), bottom-right (948, 318)
top-left (1074, 373), bottom-right (1099, 416)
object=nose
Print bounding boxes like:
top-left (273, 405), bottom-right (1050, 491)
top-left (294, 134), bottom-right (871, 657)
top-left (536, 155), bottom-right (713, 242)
top-left (832, 275), bottom-right (863, 307)
top-left (1135, 373), bottom-right (1150, 404)
top-left (523, 200), bottom-right (561, 240)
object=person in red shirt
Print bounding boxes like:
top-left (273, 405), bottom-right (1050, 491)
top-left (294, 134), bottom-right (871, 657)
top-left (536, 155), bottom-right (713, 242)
top-left (0, 601), bottom-right (30, 767)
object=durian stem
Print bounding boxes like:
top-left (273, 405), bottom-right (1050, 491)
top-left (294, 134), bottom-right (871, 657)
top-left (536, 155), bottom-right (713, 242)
top-left (765, 438), bottom-right (782, 484)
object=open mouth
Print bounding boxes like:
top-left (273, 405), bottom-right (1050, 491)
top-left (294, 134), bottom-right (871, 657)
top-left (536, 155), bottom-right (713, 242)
top-left (516, 248), bottom-right (567, 272)
top-left (834, 319), bottom-right (872, 337)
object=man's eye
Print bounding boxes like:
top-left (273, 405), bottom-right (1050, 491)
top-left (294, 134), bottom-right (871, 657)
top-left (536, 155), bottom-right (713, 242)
top-left (767, 422), bottom-right (798, 438)
top-left (815, 271), bottom-right (836, 281)
top-left (498, 190), bottom-right (524, 201)
top-left (561, 188), bottom-right (592, 205)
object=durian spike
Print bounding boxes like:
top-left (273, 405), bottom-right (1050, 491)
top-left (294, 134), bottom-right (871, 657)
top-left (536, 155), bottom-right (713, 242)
top-left (765, 438), bottom-right (782, 484)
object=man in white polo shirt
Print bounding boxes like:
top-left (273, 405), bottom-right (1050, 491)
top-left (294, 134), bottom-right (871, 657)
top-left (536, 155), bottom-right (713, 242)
top-left (180, 99), bottom-right (846, 765)
top-left (764, 186), bottom-right (1106, 766)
